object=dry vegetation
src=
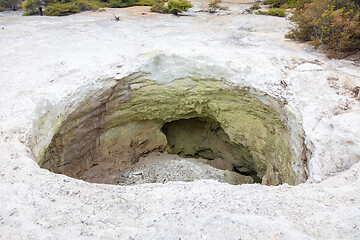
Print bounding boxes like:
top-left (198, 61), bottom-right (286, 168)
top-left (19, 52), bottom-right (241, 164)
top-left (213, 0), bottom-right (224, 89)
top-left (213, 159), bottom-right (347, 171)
top-left (263, 0), bottom-right (360, 57)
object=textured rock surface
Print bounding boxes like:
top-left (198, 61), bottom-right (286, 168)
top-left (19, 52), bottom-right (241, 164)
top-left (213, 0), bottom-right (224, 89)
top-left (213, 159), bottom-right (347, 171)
top-left (39, 76), bottom-right (307, 185)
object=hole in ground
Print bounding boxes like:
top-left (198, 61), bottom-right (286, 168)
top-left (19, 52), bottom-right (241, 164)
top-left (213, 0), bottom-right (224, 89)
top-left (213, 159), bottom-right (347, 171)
top-left (37, 75), bottom-right (308, 186)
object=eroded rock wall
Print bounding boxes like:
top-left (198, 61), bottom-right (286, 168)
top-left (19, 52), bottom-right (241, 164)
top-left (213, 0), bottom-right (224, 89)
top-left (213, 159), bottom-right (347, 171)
top-left (39, 73), bottom-right (308, 185)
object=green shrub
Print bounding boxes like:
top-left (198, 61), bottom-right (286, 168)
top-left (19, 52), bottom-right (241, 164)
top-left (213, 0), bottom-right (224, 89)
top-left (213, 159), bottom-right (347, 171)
top-left (22, 0), bottom-right (42, 14)
top-left (136, 0), bottom-right (155, 6)
top-left (150, 0), bottom-right (168, 12)
top-left (167, 0), bottom-right (192, 15)
top-left (250, 2), bottom-right (261, 10)
top-left (208, 0), bottom-right (228, 13)
top-left (21, 0), bottom-right (174, 16)
top-left (286, 0), bottom-right (360, 57)
top-left (0, 6), bottom-right (4, 12)
top-left (23, 0), bottom-right (101, 15)
top-left (108, 0), bottom-right (140, 8)
top-left (75, 0), bottom-right (100, 11)
top-left (44, 2), bottom-right (81, 15)
top-left (257, 8), bottom-right (287, 16)
top-left (150, 0), bottom-right (192, 14)
top-left (43, 0), bottom-right (60, 5)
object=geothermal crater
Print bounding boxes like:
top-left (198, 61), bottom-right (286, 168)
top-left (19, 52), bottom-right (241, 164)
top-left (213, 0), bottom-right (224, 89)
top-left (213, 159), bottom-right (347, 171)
top-left (39, 73), bottom-right (307, 186)
top-left (1, 4), bottom-right (360, 239)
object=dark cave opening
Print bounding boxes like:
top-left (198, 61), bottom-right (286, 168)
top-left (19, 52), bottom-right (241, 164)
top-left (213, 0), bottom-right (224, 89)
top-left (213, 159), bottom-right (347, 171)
top-left (161, 117), bottom-right (261, 183)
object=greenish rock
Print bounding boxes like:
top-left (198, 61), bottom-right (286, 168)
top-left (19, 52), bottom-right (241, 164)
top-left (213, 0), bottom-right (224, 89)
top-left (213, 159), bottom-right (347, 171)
top-left (39, 73), bottom-right (308, 185)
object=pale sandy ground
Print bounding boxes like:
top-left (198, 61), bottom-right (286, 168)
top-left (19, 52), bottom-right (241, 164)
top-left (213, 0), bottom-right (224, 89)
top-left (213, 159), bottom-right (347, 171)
top-left (0, 2), bottom-right (360, 239)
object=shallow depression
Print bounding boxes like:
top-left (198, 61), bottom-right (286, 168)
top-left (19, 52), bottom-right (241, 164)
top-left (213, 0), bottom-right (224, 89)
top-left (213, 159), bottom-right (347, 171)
top-left (38, 73), bottom-right (308, 186)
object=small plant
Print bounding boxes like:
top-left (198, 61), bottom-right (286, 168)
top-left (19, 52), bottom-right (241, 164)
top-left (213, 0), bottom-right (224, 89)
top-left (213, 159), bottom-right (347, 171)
top-left (167, 0), bottom-right (192, 15)
top-left (208, 0), bottom-right (228, 13)
top-left (250, 2), bottom-right (261, 10)
top-left (256, 8), bottom-right (286, 17)
top-left (150, 0), bottom-right (192, 15)
top-left (0, 7), bottom-right (4, 12)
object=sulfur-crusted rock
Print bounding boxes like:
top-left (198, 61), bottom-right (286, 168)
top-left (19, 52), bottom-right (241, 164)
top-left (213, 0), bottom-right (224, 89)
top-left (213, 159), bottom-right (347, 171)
top-left (39, 74), bottom-right (308, 185)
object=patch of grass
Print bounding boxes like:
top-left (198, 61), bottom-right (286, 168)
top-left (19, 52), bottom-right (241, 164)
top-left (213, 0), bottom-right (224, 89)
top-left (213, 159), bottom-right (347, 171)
top-left (256, 8), bottom-right (286, 17)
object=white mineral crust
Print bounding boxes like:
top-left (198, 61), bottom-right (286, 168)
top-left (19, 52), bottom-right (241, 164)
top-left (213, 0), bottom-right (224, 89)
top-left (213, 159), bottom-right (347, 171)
top-left (0, 2), bottom-right (359, 239)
